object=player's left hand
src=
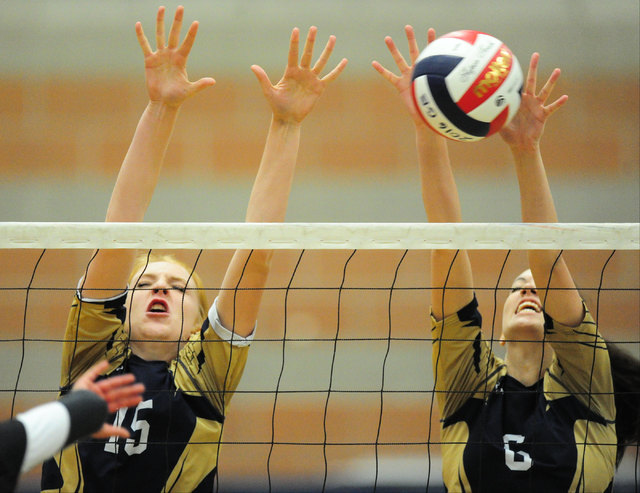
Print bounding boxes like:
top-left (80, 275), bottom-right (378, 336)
top-left (499, 53), bottom-right (568, 152)
top-left (136, 6), bottom-right (215, 107)
top-left (250, 26), bottom-right (348, 124)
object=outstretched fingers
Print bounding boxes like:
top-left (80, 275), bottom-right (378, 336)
top-left (95, 374), bottom-right (145, 412)
top-left (289, 26), bottom-right (347, 83)
top-left (528, 53), bottom-right (568, 116)
top-left (142, 6), bottom-right (196, 57)
top-left (287, 27), bottom-right (301, 70)
top-left (540, 76), bottom-right (568, 118)
top-left (538, 67), bottom-right (566, 108)
top-left (300, 26), bottom-right (317, 69)
top-left (167, 5), bottom-right (184, 49)
top-left (105, 386), bottom-right (145, 413)
top-left (178, 21), bottom-right (200, 58)
top-left (250, 64), bottom-right (273, 94)
top-left (524, 52), bottom-right (540, 96)
top-left (404, 25), bottom-right (420, 65)
top-left (321, 56), bottom-right (348, 83)
top-left (94, 424), bottom-right (131, 440)
top-left (314, 35), bottom-right (347, 82)
top-left (371, 59), bottom-right (399, 85)
top-left (189, 75), bottom-right (217, 94)
top-left (311, 33), bottom-right (335, 74)
top-left (370, 36), bottom-right (404, 85)
top-left (427, 27), bottom-right (437, 45)
top-left (155, 6), bottom-right (166, 51)
top-left (385, 35), bottom-right (411, 73)
top-left (544, 92), bottom-right (569, 116)
top-left (372, 26), bottom-right (435, 79)
top-left (538, 68), bottom-right (561, 100)
top-left (78, 360), bottom-right (109, 384)
top-left (137, 6), bottom-right (192, 57)
top-left (135, 22), bottom-right (153, 58)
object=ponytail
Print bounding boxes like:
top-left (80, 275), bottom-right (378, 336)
top-left (607, 339), bottom-right (640, 467)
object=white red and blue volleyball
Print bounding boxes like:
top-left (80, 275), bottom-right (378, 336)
top-left (411, 30), bottom-right (523, 142)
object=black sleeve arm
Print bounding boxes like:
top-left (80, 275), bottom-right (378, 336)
top-left (0, 389), bottom-right (108, 490)
top-left (0, 419), bottom-right (27, 492)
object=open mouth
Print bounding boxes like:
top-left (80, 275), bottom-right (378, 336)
top-left (147, 299), bottom-right (169, 314)
top-left (516, 300), bottom-right (541, 314)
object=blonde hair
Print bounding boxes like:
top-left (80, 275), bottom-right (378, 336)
top-left (128, 253), bottom-right (209, 324)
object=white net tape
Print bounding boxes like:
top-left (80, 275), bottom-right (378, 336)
top-left (1, 222), bottom-right (638, 250)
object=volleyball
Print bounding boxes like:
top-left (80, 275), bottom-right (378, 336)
top-left (411, 30), bottom-right (523, 142)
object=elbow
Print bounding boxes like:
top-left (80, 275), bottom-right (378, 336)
top-left (247, 249), bottom-right (274, 276)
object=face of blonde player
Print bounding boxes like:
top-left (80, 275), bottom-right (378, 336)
top-left (126, 261), bottom-right (201, 362)
top-left (501, 269), bottom-right (545, 345)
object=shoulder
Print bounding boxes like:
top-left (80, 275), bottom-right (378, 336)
top-left (544, 301), bottom-right (595, 336)
top-left (431, 295), bottom-right (482, 329)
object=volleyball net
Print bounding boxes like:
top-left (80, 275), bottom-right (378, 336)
top-left (1, 222), bottom-right (638, 492)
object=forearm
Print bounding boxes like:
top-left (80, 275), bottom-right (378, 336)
top-left (511, 145), bottom-right (582, 324)
top-left (238, 117), bottom-right (301, 271)
top-left (217, 118), bottom-right (301, 335)
top-left (245, 117), bottom-right (301, 223)
top-left (218, 23), bottom-right (343, 336)
top-left (416, 125), bottom-right (461, 223)
top-left (416, 123), bottom-right (474, 317)
top-left (106, 101), bottom-right (180, 222)
top-left (512, 145), bottom-right (558, 223)
top-left (82, 101), bottom-right (180, 297)
top-left (512, 146), bottom-right (562, 271)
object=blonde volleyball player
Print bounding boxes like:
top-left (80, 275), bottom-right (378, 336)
top-left (41, 6), bottom-right (347, 492)
top-left (374, 26), bottom-right (625, 492)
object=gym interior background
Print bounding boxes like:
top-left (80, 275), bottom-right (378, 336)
top-left (1, 1), bottom-right (638, 491)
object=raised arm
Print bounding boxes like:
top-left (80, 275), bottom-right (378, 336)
top-left (499, 54), bottom-right (582, 326)
top-left (216, 27), bottom-right (347, 336)
top-left (372, 26), bottom-right (473, 320)
top-left (81, 6), bottom-right (214, 299)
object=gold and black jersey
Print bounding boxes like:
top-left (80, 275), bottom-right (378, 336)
top-left (41, 291), bottom-right (249, 493)
top-left (432, 297), bottom-right (616, 493)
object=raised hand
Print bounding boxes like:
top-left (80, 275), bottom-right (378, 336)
top-left (372, 26), bottom-right (436, 126)
top-left (250, 26), bottom-right (348, 123)
top-left (72, 360), bottom-right (145, 439)
top-left (135, 5), bottom-right (215, 107)
top-left (499, 53), bottom-right (568, 152)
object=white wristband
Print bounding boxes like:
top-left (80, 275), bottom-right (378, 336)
top-left (16, 401), bottom-right (70, 474)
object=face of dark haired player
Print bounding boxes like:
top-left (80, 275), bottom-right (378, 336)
top-left (126, 261), bottom-right (201, 361)
top-left (501, 269), bottom-right (545, 345)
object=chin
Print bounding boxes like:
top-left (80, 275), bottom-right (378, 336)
top-left (503, 322), bottom-right (545, 343)
top-left (134, 324), bottom-right (182, 343)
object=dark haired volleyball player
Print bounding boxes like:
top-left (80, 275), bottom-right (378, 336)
top-left (373, 26), bottom-right (638, 492)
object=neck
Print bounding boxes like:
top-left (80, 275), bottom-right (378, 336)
top-left (130, 341), bottom-right (180, 363)
top-left (505, 340), bottom-right (554, 386)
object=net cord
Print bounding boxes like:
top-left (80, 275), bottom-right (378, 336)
top-left (1, 222), bottom-right (638, 250)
